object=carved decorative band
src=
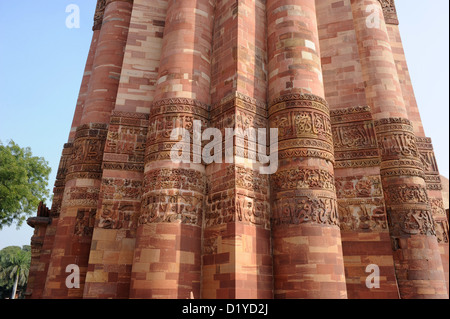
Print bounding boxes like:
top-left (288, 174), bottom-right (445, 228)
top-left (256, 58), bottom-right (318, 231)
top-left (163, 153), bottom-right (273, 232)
top-left (102, 162), bottom-right (144, 172)
top-left (335, 149), bottom-right (379, 161)
top-left (387, 208), bottom-right (436, 237)
top-left (66, 124), bottom-right (108, 180)
top-left (380, 167), bottom-right (425, 179)
top-left (333, 122), bottom-right (378, 151)
top-left (205, 197), bottom-right (271, 229)
top-left (377, 130), bottom-right (419, 160)
top-left (139, 191), bottom-right (203, 227)
top-left (384, 184), bottom-right (429, 206)
top-left (380, 158), bottom-right (424, 171)
top-left (330, 105), bottom-right (372, 124)
top-left (338, 198), bottom-right (387, 232)
top-left (416, 136), bottom-right (434, 151)
top-left (144, 168), bottom-right (206, 194)
top-left (110, 110), bottom-right (149, 127)
top-left (74, 209), bottom-right (96, 237)
top-left (270, 93), bottom-right (328, 108)
top-left (269, 93), bottom-right (330, 117)
top-left (211, 91), bottom-right (267, 119)
top-left (272, 195), bottom-right (340, 227)
top-left (427, 183), bottom-right (443, 191)
top-left (424, 175), bottom-right (441, 184)
top-left (374, 117), bottom-right (414, 133)
top-left (74, 123), bottom-right (108, 138)
top-left (435, 220), bottom-right (449, 244)
top-left (151, 98), bottom-right (210, 118)
top-left (334, 158), bottom-right (381, 168)
top-left (271, 168), bottom-right (335, 192)
top-left (279, 149), bottom-right (335, 163)
top-left (270, 109), bottom-right (333, 144)
top-left (98, 201), bottom-right (138, 230)
top-left (335, 175), bottom-right (383, 199)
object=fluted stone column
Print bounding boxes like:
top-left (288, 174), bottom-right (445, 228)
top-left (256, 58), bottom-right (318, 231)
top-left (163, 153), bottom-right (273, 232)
top-left (43, 0), bottom-right (133, 298)
top-left (267, 0), bottom-right (347, 299)
top-left (129, 0), bottom-right (214, 299)
top-left (351, 0), bottom-right (448, 299)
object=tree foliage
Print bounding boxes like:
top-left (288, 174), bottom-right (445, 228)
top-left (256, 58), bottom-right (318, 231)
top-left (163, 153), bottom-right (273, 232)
top-left (0, 140), bottom-right (51, 229)
top-left (0, 245), bottom-right (31, 299)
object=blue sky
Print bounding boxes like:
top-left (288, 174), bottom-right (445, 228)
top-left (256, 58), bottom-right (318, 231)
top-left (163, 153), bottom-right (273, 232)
top-left (0, 0), bottom-right (449, 249)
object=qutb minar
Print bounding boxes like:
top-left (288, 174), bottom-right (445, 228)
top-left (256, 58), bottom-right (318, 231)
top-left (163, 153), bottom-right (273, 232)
top-left (25, 0), bottom-right (449, 299)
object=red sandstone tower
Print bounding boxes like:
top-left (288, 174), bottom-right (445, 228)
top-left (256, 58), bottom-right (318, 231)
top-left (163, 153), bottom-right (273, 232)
top-left (26, 0), bottom-right (449, 299)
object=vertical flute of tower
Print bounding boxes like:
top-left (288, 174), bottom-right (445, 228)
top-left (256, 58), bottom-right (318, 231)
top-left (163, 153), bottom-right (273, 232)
top-left (42, 0), bottom-right (133, 298)
top-left (267, 0), bottom-right (347, 299)
top-left (68, 33), bottom-right (100, 143)
top-left (351, 0), bottom-right (448, 299)
top-left (129, 0), bottom-right (214, 299)
top-left (25, 27), bottom-right (101, 301)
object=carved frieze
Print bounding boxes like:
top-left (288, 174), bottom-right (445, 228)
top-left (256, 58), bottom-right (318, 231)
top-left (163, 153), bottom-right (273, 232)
top-left (236, 195), bottom-right (270, 229)
top-left (66, 124), bottom-right (108, 181)
top-left (331, 106), bottom-right (380, 168)
top-left (435, 219), bottom-right (449, 244)
top-left (272, 168), bottom-right (335, 192)
top-left (332, 122), bottom-right (377, 151)
top-left (270, 109), bottom-right (332, 143)
top-left (335, 176), bottom-right (383, 199)
top-left (338, 199), bottom-right (387, 232)
top-left (74, 209), bottom-right (96, 236)
top-left (430, 199), bottom-right (446, 217)
top-left (272, 195), bottom-right (340, 227)
top-left (387, 208), bottom-right (436, 237)
top-left (139, 192), bottom-right (203, 227)
top-left (98, 202), bottom-right (138, 230)
top-left (385, 184), bottom-right (429, 205)
top-left (144, 168), bottom-right (205, 194)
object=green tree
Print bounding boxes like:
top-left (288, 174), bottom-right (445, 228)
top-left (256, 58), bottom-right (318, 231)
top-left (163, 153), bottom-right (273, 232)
top-left (0, 140), bottom-right (51, 229)
top-left (0, 245), bottom-right (31, 299)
